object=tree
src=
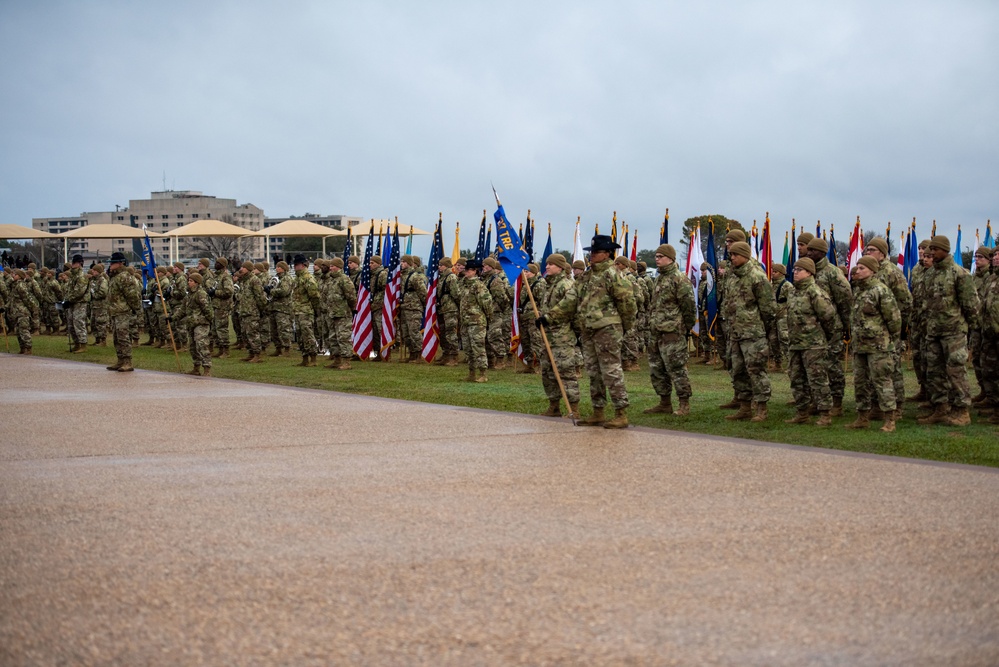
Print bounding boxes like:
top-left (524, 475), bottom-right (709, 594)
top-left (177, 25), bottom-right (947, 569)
top-left (636, 248), bottom-right (656, 267)
top-left (862, 230), bottom-right (895, 257)
top-left (678, 215), bottom-right (744, 260)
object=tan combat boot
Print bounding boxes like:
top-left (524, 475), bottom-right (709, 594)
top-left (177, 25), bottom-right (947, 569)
top-left (201, 366), bottom-right (212, 377)
top-left (750, 402), bottom-right (769, 423)
top-left (578, 407), bottom-right (606, 426)
top-left (466, 369), bottom-right (476, 382)
top-left (475, 369), bottom-right (488, 383)
top-left (444, 354), bottom-right (459, 367)
top-left (117, 359), bottom-right (134, 372)
top-left (814, 411), bottom-right (833, 426)
top-left (725, 401), bottom-right (753, 421)
top-left (309, 354), bottom-right (318, 367)
top-left (945, 406), bottom-right (971, 427)
top-left (844, 411), bottom-right (870, 429)
top-left (603, 407), bottom-right (629, 429)
top-left (916, 404), bottom-right (950, 425)
top-left (880, 417), bottom-right (896, 433)
top-left (23, 346), bottom-right (32, 355)
top-left (540, 400), bottom-right (561, 417)
top-left (297, 355), bottom-right (310, 367)
top-left (643, 396), bottom-right (673, 415)
top-left (270, 346), bottom-right (283, 357)
top-left (186, 365), bottom-right (202, 376)
top-left (675, 398), bottom-right (691, 416)
top-left (106, 357), bottom-right (123, 371)
top-left (247, 353), bottom-right (263, 364)
top-left (785, 410), bottom-right (810, 424)
top-left (72, 343), bottom-right (88, 354)
top-left (337, 359), bottom-right (352, 370)
top-left (829, 397), bottom-right (843, 417)
top-left (719, 395), bottom-right (741, 410)
top-left (325, 356), bottom-right (341, 369)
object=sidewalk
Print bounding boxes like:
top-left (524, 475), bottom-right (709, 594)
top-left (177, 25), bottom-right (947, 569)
top-left (2, 355), bottom-right (998, 665)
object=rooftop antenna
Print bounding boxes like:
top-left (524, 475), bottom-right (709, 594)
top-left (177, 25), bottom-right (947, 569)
top-left (162, 171), bottom-right (166, 191)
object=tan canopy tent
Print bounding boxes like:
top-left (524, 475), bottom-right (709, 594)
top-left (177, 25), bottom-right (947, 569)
top-left (246, 219), bottom-right (347, 258)
top-left (58, 224), bottom-right (165, 264)
top-left (163, 219), bottom-right (256, 264)
top-left (0, 224), bottom-right (60, 267)
top-left (345, 219), bottom-right (432, 237)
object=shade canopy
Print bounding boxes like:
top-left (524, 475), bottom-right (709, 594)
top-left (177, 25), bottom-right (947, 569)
top-left (344, 219), bottom-right (432, 237)
top-left (163, 219), bottom-right (255, 237)
top-left (58, 224), bottom-right (164, 239)
top-left (0, 224), bottom-right (58, 239)
top-left (247, 219), bottom-right (347, 237)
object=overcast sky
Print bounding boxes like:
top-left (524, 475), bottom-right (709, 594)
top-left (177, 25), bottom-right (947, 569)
top-left (2, 0), bottom-right (996, 258)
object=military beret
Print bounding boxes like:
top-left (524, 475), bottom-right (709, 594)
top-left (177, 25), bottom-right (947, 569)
top-left (241, 261), bottom-right (254, 271)
top-left (572, 260), bottom-right (586, 270)
top-left (857, 256), bottom-right (880, 273)
top-left (216, 257), bottom-right (228, 268)
top-left (793, 258), bottom-right (816, 275)
top-left (173, 261), bottom-right (185, 270)
top-left (976, 245), bottom-right (994, 259)
top-left (726, 229), bottom-right (747, 243)
top-left (797, 232), bottom-right (815, 245)
top-left (807, 237), bottom-right (829, 253)
top-left (729, 242), bottom-right (752, 259)
top-left (656, 244), bottom-right (676, 261)
top-left (330, 257), bottom-right (344, 269)
top-left (928, 235), bottom-right (951, 253)
top-left (189, 272), bottom-right (204, 284)
top-left (546, 254), bottom-right (570, 271)
top-left (771, 263), bottom-right (786, 275)
top-left (253, 262), bottom-right (266, 272)
top-left (277, 261), bottom-right (289, 271)
top-left (438, 257), bottom-right (453, 268)
top-left (868, 237), bottom-right (890, 257)
top-left (527, 263), bottom-right (540, 274)
top-left (614, 256), bottom-right (631, 268)
top-left (199, 257), bottom-right (212, 268)
top-left (483, 257), bottom-right (501, 270)
top-left (370, 255), bottom-right (382, 266)
top-left (347, 255), bottom-right (361, 265)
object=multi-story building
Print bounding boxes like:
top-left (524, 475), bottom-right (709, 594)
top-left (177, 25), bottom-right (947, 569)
top-left (262, 213), bottom-right (364, 261)
top-left (31, 211), bottom-right (114, 259)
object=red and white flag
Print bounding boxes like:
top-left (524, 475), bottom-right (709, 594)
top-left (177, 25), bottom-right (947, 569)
top-left (351, 230), bottom-right (376, 359)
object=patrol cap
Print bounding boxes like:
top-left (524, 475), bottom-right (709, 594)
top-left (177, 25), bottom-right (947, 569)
top-left (330, 257), bottom-right (344, 269)
top-left (314, 258), bottom-right (327, 268)
top-left (928, 235), bottom-right (951, 253)
top-left (655, 244), bottom-right (676, 261)
top-left (729, 242), bottom-right (752, 259)
top-left (347, 255), bottom-right (361, 265)
top-left (867, 237), bottom-right (890, 257)
top-left (918, 239), bottom-right (930, 250)
top-left (546, 254), bottom-right (570, 271)
top-left (614, 256), bottom-right (630, 268)
top-left (793, 258), bottom-right (816, 275)
top-left (276, 261), bottom-right (289, 271)
top-left (857, 256), bottom-right (880, 273)
top-left (726, 229), bottom-right (746, 243)
top-left (189, 272), bottom-right (204, 284)
top-left (527, 263), bottom-right (540, 274)
top-left (241, 261), bottom-right (254, 271)
top-left (401, 255), bottom-right (413, 265)
top-left (807, 237), bottom-right (829, 253)
top-left (796, 232), bottom-right (815, 245)
top-left (455, 257), bottom-right (467, 266)
top-left (572, 260), bottom-right (586, 270)
top-left (772, 263), bottom-right (786, 275)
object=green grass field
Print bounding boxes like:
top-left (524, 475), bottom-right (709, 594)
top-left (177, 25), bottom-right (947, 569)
top-left (15, 332), bottom-right (999, 468)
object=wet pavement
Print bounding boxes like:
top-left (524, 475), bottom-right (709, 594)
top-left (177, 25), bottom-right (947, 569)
top-left (2, 354), bottom-right (998, 665)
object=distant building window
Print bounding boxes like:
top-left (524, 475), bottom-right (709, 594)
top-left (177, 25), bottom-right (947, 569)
top-left (176, 214), bottom-right (183, 219)
top-left (162, 215), bottom-right (168, 219)
top-left (117, 216), bottom-right (124, 221)
top-left (147, 215), bottom-right (154, 220)
top-left (192, 213), bottom-right (199, 218)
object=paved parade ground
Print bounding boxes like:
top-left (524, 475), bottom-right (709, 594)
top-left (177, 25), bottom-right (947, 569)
top-left (2, 355), bottom-right (998, 665)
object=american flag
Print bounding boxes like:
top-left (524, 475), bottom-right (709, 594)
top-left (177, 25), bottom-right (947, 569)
top-left (380, 222), bottom-right (401, 359)
top-left (351, 229), bottom-right (375, 359)
top-left (420, 218), bottom-right (444, 362)
top-left (342, 227), bottom-right (353, 266)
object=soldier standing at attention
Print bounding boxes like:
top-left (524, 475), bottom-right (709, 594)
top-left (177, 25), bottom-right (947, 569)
top-left (536, 254), bottom-right (580, 418)
top-left (804, 237), bottom-right (852, 416)
top-left (846, 256), bottom-right (902, 432)
top-left (64, 254), bottom-right (90, 352)
top-left (769, 263), bottom-right (790, 369)
top-left (481, 257), bottom-right (511, 370)
top-left (168, 263), bottom-right (188, 351)
top-left (368, 255), bottom-right (388, 360)
top-left (268, 260), bottom-right (295, 357)
top-left (6, 269), bottom-right (38, 354)
top-left (516, 262), bottom-right (546, 373)
top-left (323, 257), bottom-right (357, 370)
top-left (783, 258), bottom-right (839, 426)
top-left (235, 261), bottom-right (267, 363)
top-left (916, 236), bottom-right (981, 426)
top-left (907, 240), bottom-right (933, 402)
top-left (977, 249), bottom-right (999, 423)
top-left (721, 241), bottom-right (776, 423)
top-left (970, 245), bottom-right (993, 405)
top-left (209, 258), bottom-right (234, 358)
top-left (399, 255), bottom-right (428, 363)
top-left (539, 235), bottom-right (637, 429)
top-left (643, 243), bottom-right (696, 417)
top-left (435, 257), bottom-right (460, 366)
top-left (292, 255), bottom-right (322, 367)
top-left (615, 256), bottom-right (644, 372)
top-left (105, 252), bottom-right (141, 372)
top-left (864, 237), bottom-right (912, 421)
top-left (180, 272), bottom-right (212, 376)
top-left (459, 259), bottom-right (493, 382)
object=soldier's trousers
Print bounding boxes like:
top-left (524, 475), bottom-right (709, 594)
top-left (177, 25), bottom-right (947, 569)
top-left (111, 314), bottom-right (133, 363)
top-left (214, 305), bottom-right (232, 349)
top-left (789, 347), bottom-right (832, 411)
top-left (979, 331), bottom-right (999, 403)
top-left (328, 316), bottom-right (353, 358)
top-left (486, 313), bottom-right (507, 363)
top-left (170, 305), bottom-right (188, 347)
top-left (581, 324), bottom-right (628, 410)
top-left (370, 309), bottom-right (383, 360)
top-left (648, 331), bottom-right (691, 400)
top-left (273, 311), bottom-right (294, 350)
top-left (295, 312), bottom-right (318, 356)
top-left (540, 338), bottom-right (580, 403)
top-left (730, 336), bottom-right (771, 404)
top-left (910, 329), bottom-right (927, 391)
top-left (188, 323), bottom-right (211, 368)
top-left (438, 310), bottom-right (459, 358)
top-left (91, 305), bottom-right (109, 342)
top-left (717, 321), bottom-right (731, 369)
top-left (461, 320), bottom-right (487, 371)
top-left (67, 303), bottom-right (88, 345)
top-left (239, 312), bottom-right (262, 355)
top-left (43, 304), bottom-right (61, 331)
top-left (924, 333), bottom-right (972, 408)
top-left (970, 329), bottom-right (984, 390)
top-left (11, 313), bottom-right (31, 350)
top-left (400, 308), bottom-right (423, 355)
top-left (889, 337), bottom-right (905, 408)
top-left (853, 350), bottom-right (896, 413)
top-left (825, 338), bottom-right (846, 401)
top-left (622, 325), bottom-right (641, 365)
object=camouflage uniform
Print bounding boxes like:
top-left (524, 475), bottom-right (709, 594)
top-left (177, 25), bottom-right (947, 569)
top-left (647, 261), bottom-right (696, 403)
top-left (459, 272), bottom-right (492, 373)
top-left (978, 265), bottom-right (999, 409)
top-left (518, 273), bottom-right (547, 368)
top-left (208, 267), bottom-right (235, 353)
top-left (851, 275), bottom-right (901, 413)
top-left (89, 269), bottom-right (110, 345)
top-left (7, 275), bottom-right (38, 352)
top-left (483, 266), bottom-right (511, 367)
top-left (908, 261), bottom-right (931, 394)
top-left (169, 269), bottom-right (189, 348)
top-left (292, 267), bottom-right (322, 359)
top-left (813, 257), bottom-right (852, 404)
top-left (715, 262), bottom-right (732, 370)
top-left (41, 272), bottom-right (63, 333)
top-left (921, 254), bottom-right (980, 410)
top-left (324, 268), bottom-right (357, 360)
top-left (546, 258), bottom-right (637, 411)
top-left (786, 274), bottom-right (838, 413)
top-left (721, 261), bottom-right (776, 406)
top-left (696, 268), bottom-right (713, 360)
top-left (64, 266), bottom-right (91, 347)
top-left (876, 258), bottom-right (913, 407)
top-left (539, 271), bottom-right (580, 404)
top-left (970, 268), bottom-right (990, 398)
top-left (181, 280), bottom-right (213, 371)
top-left (400, 263), bottom-right (428, 359)
top-left (106, 265), bottom-right (141, 369)
top-left (436, 267), bottom-right (460, 363)
top-left (619, 265), bottom-right (645, 370)
top-left (269, 271), bottom-right (295, 353)
top-left (236, 270), bottom-right (267, 357)
top-left (369, 263), bottom-right (388, 358)
top-left (27, 271), bottom-right (43, 334)
top-left (770, 273), bottom-right (791, 365)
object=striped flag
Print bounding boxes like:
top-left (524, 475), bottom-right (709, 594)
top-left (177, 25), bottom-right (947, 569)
top-left (685, 227), bottom-right (705, 334)
top-left (847, 216), bottom-right (864, 275)
top-left (342, 226), bottom-right (353, 266)
top-left (351, 229), bottom-right (376, 359)
top-left (510, 274), bottom-right (524, 364)
top-left (421, 218), bottom-right (444, 362)
top-left (380, 222), bottom-right (401, 359)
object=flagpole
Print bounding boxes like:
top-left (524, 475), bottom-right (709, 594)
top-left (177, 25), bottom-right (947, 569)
top-left (523, 272), bottom-right (575, 424)
top-left (153, 270), bottom-right (183, 372)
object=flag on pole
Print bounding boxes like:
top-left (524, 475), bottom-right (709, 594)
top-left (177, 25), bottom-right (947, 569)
top-left (541, 223), bottom-right (554, 275)
top-left (704, 221), bottom-right (719, 340)
top-left (816, 220), bottom-right (822, 238)
top-left (903, 219), bottom-right (918, 287)
top-left (750, 220), bottom-right (760, 262)
top-left (379, 222), bottom-right (402, 359)
top-left (451, 221), bottom-right (461, 263)
top-left (827, 224), bottom-right (838, 267)
top-left (631, 230), bottom-right (638, 262)
top-left (405, 224), bottom-right (413, 255)
top-left (485, 223), bottom-right (492, 257)
top-left (897, 230), bottom-right (906, 270)
top-left (847, 216), bottom-right (864, 274)
top-left (524, 211), bottom-right (534, 261)
top-left (787, 219), bottom-right (797, 284)
top-left (781, 231), bottom-right (790, 267)
top-left (342, 226), bottom-right (353, 266)
top-left (931, 220), bottom-right (937, 237)
top-left (685, 227), bottom-right (705, 334)
top-left (573, 217), bottom-right (585, 266)
top-left (141, 224), bottom-right (157, 279)
top-left (972, 228), bottom-right (981, 275)
top-left (474, 211), bottom-right (487, 261)
top-left (610, 212), bottom-right (618, 258)
top-left (510, 274), bottom-right (524, 364)
top-left (760, 213), bottom-right (773, 278)
top-left (661, 209), bottom-right (669, 245)
top-left (421, 217), bottom-right (444, 362)
top-left (621, 225), bottom-right (629, 264)
top-left (954, 224), bottom-right (963, 267)
top-left (984, 220), bottom-right (994, 249)
top-left (350, 229), bottom-right (376, 359)
top-left (491, 186), bottom-right (531, 286)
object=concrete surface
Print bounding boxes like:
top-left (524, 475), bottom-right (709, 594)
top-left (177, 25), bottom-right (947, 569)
top-left (1, 354), bottom-right (998, 666)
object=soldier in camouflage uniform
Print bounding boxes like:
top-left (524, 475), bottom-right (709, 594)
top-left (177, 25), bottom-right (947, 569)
top-left (435, 257), bottom-right (460, 366)
top-left (540, 235), bottom-right (637, 429)
top-left (321, 257), bottom-right (357, 369)
top-left (292, 255), bottom-right (322, 367)
top-left (167, 263), bottom-right (188, 350)
top-left (615, 256), bottom-right (644, 372)
top-left (805, 237), bottom-right (853, 416)
top-left (696, 263), bottom-right (713, 363)
top-left (769, 263), bottom-right (790, 369)
top-left (459, 259), bottom-right (493, 382)
top-left (268, 261), bottom-right (295, 357)
top-left (399, 255), bottom-right (428, 362)
top-left (88, 264), bottom-right (110, 346)
top-left (26, 265), bottom-right (43, 335)
top-left (5, 269), bottom-right (38, 354)
top-left (643, 244), bottom-right (696, 417)
top-left (234, 261), bottom-right (267, 363)
top-left (481, 257), bottom-right (511, 369)
top-left (720, 241), bottom-right (776, 422)
top-left (311, 260), bottom-right (327, 353)
top-left (516, 263), bottom-right (546, 373)
top-left (846, 256), bottom-right (902, 432)
top-left (105, 253), bottom-right (141, 372)
top-left (178, 272), bottom-right (213, 376)
top-left (978, 249), bottom-right (999, 423)
top-left (536, 254), bottom-right (580, 417)
top-left (970, 246), bottom-right (992, 405)
top-left (783, 258), bottom-right (839, 426)
top-left (40, 269), bottom-right (62, 334)
top-left (864, 236), bottom-right (912, 419)
top-left (915, 235), bottom-right (981, 426)
top-left (907, 240), bottom-right (933, 402)
top-left (207, 258), bottom-right (234, 358)
top-left (64, 254), bottom-right (90, 352)
top-left (368, 255), bottom-right (388, 360)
